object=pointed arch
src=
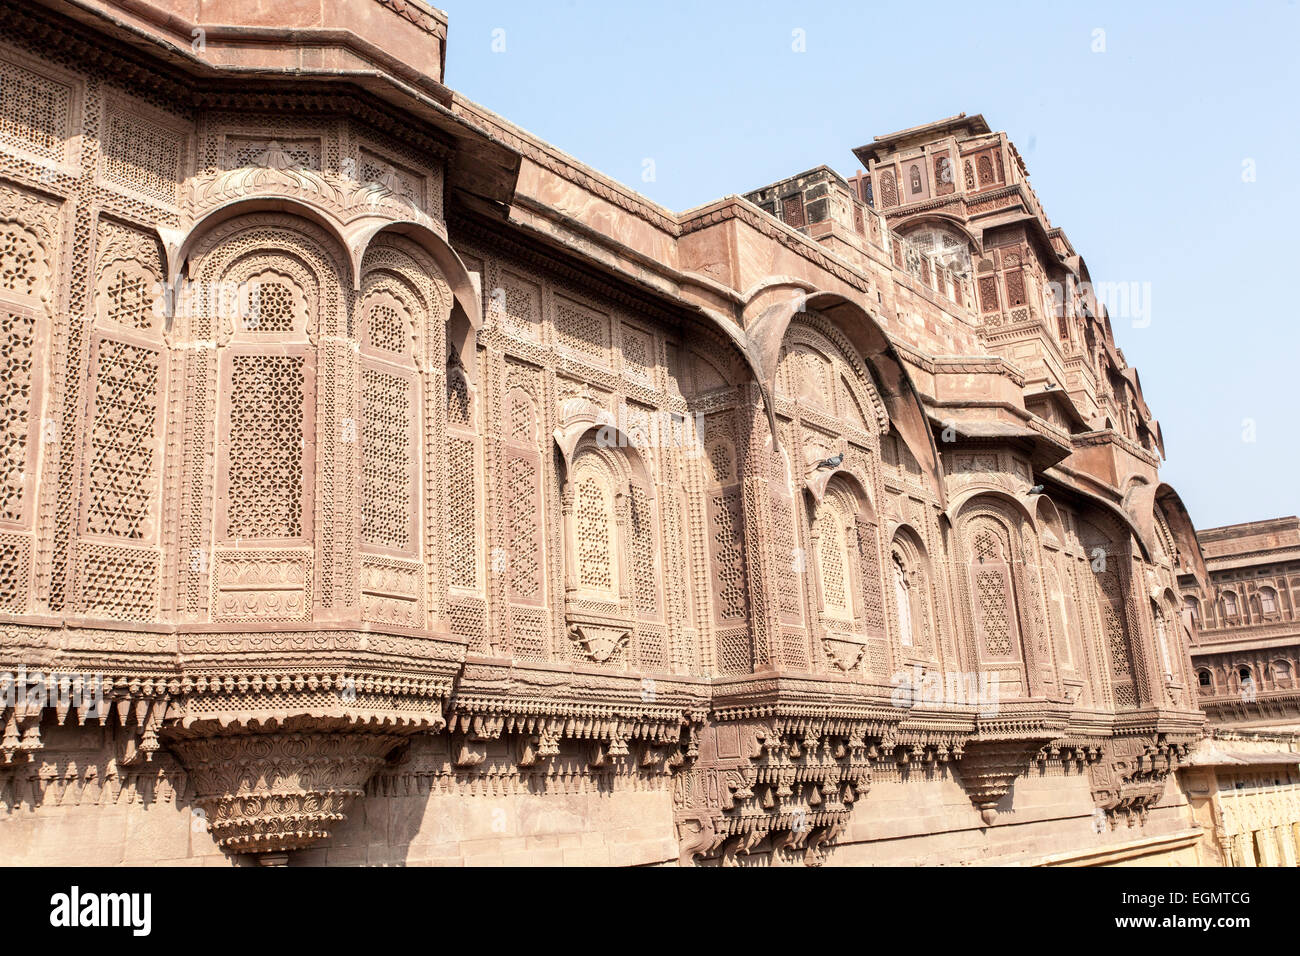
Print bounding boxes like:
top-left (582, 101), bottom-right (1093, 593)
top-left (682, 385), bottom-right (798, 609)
top-left (742, 289), bottom-right (945, 506)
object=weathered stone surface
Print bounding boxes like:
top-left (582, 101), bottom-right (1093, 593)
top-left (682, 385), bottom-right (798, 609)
top-left (0, 0), bottom-right (1290, 867)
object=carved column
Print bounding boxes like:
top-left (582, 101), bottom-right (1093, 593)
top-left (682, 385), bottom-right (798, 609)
top-left (737, 386), bottom-right (779, 670)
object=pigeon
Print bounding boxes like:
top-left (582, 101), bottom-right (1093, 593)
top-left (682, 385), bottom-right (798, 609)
top-left (1027, 484), bottom-right (1044, 495)
top-left (816, 453), bottom-right (843, 470)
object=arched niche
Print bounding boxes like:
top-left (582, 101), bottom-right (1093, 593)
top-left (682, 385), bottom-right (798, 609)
top-left (741, 289), bottom-right (945, 507)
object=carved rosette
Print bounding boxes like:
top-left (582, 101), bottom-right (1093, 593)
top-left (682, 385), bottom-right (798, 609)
top-left (168, 717), bottom-right (415, 855)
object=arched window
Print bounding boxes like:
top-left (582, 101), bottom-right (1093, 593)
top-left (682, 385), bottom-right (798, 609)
top-left (936, 156), bottom-right (953, 186)
top-left (563, 437), bottom-right (661, 667)
top-left (969, 522), bottom-right (1018, 659)
top-left (878, 169), bottom-right (898, 208)
top-left (182, 216), bottom-right (351, 626)
top-left (1223, 590), bottom-right (1239, 619)
top-left (1273, 661), bottom-right (1293, 687)
top-left (1183, 595), bottom-right (1200, 626)
top-left (1197, 669), bottom-right (1212, 689)
top-left (811, 475), bottom-right (885, 673)
top-left (1152, 600), bottom-right (1173, 681)
top-left (892, 552), bottom-right (912, 647)
top-left (1260, 586), bottom-right (1278, 614)
top-left (891, 531), bottom-right (935, 658)
top-left (1238, 665), bottom-right (1253, 685)
top-left (909, 164), bottom-right (923, 194)
top-left (815, 492), bottom-right (856, 622)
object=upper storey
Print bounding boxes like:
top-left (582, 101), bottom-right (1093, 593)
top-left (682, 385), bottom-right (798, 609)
top-left (1184, 517), bottom-right (1300, 636)
top-left (56, 0), bottom-right (449, 86)
top-left (744, 114), bottom-right (1166, 497)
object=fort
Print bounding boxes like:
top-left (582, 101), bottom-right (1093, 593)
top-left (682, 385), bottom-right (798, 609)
top-left (0, 0), bottom-right (1295, 867)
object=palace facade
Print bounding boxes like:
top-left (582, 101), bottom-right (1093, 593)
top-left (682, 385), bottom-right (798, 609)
top-left (0, 0), bottom-right (1288, 866)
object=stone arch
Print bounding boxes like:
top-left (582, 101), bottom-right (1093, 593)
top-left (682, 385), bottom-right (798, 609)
top-left (807, 471), bottom-right (886, 673)
top-left (354, 220), bottom-right (482, 365)
top-left (954, 493), bottom-right (1053, 699)
top-left (171, 196), bottom-right (355, 292)
top-left (740, 289), bottom-right (944, 506)
top-left (175, 208), bottom-right (357, 624)
top-left (889, 524), bottom-right (939, 659)
top-left (1032, 494), bottom-right (1066, 548)
top-left (1124, 481), bottom-right (1207, 585)
top-left (562, 432), bottom-right (662, 667)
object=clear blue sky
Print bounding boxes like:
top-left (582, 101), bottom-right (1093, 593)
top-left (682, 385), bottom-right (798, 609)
top-left (444, 1), bottom-right (1300, 530)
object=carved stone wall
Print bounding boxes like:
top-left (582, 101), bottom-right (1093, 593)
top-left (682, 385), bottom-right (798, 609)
top-left (0, 1), bottom-right (1214, 867)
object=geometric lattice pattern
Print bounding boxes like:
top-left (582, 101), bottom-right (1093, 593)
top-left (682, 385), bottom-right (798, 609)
top-left (819, 517), bottom-right (849, 614)
top-left (361, 366), bottom-right (412, 550)
top-left (711, 492), bottom-right (746, 621)
top-left (0, 531), bottom-right (29, 612)
top-left (447, 436), bottom-right (476, 589)
top-left (84, 339), bottom-right (160, 539)
top-left (0, 55), bottom-right (70, 160)
top-left (629, 483), bottom-right (656, 616)
top-left (102, 113), bottom-right (182, 205)
top-left (74, 541), bottom-right (159, 621)
top-left (857, 521), bottom-right (885, 631)
top-left (0, 225), bottom-right (42, 298)
top-left (367, 303), bottom-right (406, 354)
top-left (1096, 568), bottom-right (1138, 709)
top-left (506, 453), bottom-right (541, 601)
top-left (576, 475), bottom-right (612, 592)
top-left (225, 354), bottom-right (305, 539)
top-left (975, 567), bottom-right (1013, 656)
top-left (0, 309), bottom-right (34, 523)
top-left (556, 298), bottom-right (608, 362)
top-left (248, 281), bottom-right (296, 332)
top-left (104, 269), bottom-right (154, 330)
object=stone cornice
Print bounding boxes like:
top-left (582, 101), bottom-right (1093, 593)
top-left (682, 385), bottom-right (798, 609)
top-left (681, 196), bottom-right (873, 294)
top-left (453, 96), bottom-right (682, 236)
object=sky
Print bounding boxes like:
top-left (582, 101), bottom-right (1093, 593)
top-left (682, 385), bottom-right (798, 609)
top-left (443, 1), bottom-right (1300, 530)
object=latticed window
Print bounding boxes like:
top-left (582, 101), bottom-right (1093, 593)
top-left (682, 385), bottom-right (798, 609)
top-left (246, 280), bottom-right (296, 332)
top-left (1260, 586), bottom-right (1277, 614)
top-left (878, 170), bottom-right (898, 208)
top-left (0, 309), bottom-right (36, 524)
top-left (361, 366), bottom-right (414, 551)
top-left (505, 390), bottom-right (543, 608)
top-left (367, 303), bottom-right (406, 354)
top-left (575, 472), bottom-right (613, 594)
top-left (819, 516), bottom-right (851, 617)
top-left (103, 269), bottom-right (154, 330)
top-left (445, 352), bottom-right (480, 586)
top-left (970, 525), bottom-right (1017, 659)
top-left (1152, 602), bottom-right (1173, 681)
top-left (1095, 567), bottom-right (1137, 709)
top-left (221, 353), bottom-right (309, 540)
top-left (83, 338), bottom-right (161, 539)
top-left (0, 224), bottom-right (40, 298)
